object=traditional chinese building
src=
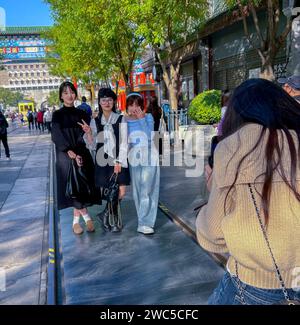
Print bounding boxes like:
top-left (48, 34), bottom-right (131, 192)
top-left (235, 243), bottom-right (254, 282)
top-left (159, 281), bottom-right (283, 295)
top-left (0, 26), bottom-right (63, 110)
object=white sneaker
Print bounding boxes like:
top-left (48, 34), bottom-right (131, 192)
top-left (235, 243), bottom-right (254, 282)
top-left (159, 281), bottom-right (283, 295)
top-left (6, 157), bottom-right (11, 161)
top-left (137, 226), bottom-right (154, 235)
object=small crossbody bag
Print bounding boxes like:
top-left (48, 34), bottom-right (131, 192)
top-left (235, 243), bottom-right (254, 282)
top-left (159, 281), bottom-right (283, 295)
top-left (234, 183), bottom-right (300, 305)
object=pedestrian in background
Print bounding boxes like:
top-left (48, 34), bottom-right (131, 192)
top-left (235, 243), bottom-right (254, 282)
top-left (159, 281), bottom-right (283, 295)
top-left (77, 96), bottom-right (92, 118)
top-left (196, 79), bottom-right (300, 305)
top-left (43, 108), bottom-right (52, 133)
top-left (126, 93), bottom-right (160, 235)
top-left (148, 95), bottom-right (163, 155)
top-left (27, 110), bottom-right (34, 130)
top-left (37, 110), bottom-right (44, 132)
top-left (33, 110), bottom-right (38, 130)
top-left (0, 109), bottom-right (11, 160)
top-left (80, 88), bottom-right (130, 233)
top-left (51, 81), bottom-right (96, 235)
top-left (278, 75), bottom-right (300, 103)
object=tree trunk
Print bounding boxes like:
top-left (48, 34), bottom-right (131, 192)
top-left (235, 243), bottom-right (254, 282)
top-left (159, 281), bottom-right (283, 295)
top-left (260, 56), bottom-right (275, 81)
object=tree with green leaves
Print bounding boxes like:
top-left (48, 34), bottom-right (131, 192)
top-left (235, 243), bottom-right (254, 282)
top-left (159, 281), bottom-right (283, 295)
top-left (45, 0), bottom-right (144, 92)
top-left (226, 0), bottom-right (293, 80)
top-left (133, 0), bottom-right (208, 115)
top-left (0, 87), bottom-right (24, 111)
top-left (46, 90), bottom-right (60, 108)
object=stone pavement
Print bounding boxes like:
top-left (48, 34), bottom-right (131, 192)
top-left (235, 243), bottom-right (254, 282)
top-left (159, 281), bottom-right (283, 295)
top-left (58, 192), bottom-right (224, 305)
top-left (58, 138), bottom-right (224, 305)
top-left (0, 124), bottom-right (224, 305)
top-left (0, 126), bottom-right (51, 304)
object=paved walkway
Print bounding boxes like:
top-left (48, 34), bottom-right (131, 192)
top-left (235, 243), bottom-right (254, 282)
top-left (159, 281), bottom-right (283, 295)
top-left (0, 125), bottom-right (224, 305)
top-left (58, 140), bottom-right (224, 305)
top-left (0, 126), bottom-right (51, 304)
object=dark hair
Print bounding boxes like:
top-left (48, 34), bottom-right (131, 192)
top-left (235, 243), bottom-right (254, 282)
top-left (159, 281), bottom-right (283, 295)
top-left (59, 81), bottom-right (78, 103)
top-left (221, 92), bottom-right (230, 107)
top-left (221, 78), bottom-right (300, 224)
top-left (82, 96), bottom-right (87, 102)
top-left (148, 96), bottom-right (161, 118)
top-left (126, 94), bottom-right (144, 112)
top-left (97, 88), bottom-right (117, 114)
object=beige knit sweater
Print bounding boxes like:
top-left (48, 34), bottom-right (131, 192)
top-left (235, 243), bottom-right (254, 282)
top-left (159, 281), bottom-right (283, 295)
top-left (196, 123), bottom-right (300, 289)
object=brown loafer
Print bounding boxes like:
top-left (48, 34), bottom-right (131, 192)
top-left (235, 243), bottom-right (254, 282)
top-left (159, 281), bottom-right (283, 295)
top-left (86, 220), bottom-right (95, 233)
top-left (73, 223), bottom-right (84, 235)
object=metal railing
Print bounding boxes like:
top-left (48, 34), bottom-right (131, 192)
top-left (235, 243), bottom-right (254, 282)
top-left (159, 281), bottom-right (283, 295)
top-left (162, 103), bottom-right (189, 133)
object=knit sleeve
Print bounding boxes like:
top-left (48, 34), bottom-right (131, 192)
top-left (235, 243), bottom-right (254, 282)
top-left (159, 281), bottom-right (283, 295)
top-left (195, 139), bottom-right (233, 254)
top-left (195, 174), bottom-right (229, 254)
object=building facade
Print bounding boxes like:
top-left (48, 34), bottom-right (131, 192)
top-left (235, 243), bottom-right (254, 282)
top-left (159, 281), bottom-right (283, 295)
top-left (0, 26), bottom-right (63, 110)
top-left (146, 0), bottom-right (299, 109)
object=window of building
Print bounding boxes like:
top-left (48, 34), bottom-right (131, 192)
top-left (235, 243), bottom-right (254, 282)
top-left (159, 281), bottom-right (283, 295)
top-left (30, 65), bottom-right (34, 69)
top-left (36, 64), bottom-right (39, 68)
top-left (20, 73), bottom-right (23, 77)
top-left (25, 65), bottom-right (28, 69)
top-left (37, 72), bottom-right (40, 76)
top-left (14, 73), bottom-right (17, 77)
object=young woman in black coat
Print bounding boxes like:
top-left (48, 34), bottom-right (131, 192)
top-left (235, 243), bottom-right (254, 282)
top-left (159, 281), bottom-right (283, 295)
top-left (51, 81), bottom-right (97, 235)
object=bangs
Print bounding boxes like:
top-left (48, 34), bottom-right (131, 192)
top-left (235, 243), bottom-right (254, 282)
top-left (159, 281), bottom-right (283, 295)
top-left (126, 95), bottom-right (144, 109)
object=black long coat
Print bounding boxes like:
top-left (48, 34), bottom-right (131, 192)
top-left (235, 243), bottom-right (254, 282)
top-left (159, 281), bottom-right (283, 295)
top-left (51, 106), bottom-right (99, 210)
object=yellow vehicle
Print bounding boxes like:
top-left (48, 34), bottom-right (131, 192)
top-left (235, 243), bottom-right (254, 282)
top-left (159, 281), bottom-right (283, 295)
top-left (18, 100), bottom-right (35, 120)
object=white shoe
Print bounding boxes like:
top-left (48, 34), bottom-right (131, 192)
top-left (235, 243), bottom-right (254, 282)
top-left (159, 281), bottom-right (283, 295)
top-left (137, 226), bottom-right (154, 235)
top-left (6, 157), bottom-right (11, 161)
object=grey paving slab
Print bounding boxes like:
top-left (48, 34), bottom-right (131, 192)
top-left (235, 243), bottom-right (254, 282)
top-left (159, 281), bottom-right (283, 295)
top-left (159, 158), bottom-right (209, 230)
top-left (59, 199), bottom-right (224, 305)
top-left (0, 126), bottom-right (51, 305)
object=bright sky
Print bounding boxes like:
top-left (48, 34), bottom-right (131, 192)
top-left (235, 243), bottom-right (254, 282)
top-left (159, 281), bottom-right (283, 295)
top-left (0, 0), bottom-right (53, 27)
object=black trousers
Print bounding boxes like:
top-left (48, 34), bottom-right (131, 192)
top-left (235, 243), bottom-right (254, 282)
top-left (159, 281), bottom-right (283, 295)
top-left (0, 133), bottom-right (10, 158)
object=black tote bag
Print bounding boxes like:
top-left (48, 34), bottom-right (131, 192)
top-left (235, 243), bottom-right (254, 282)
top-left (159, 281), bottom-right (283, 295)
top-left (65, 159), bottom-right (92, 200)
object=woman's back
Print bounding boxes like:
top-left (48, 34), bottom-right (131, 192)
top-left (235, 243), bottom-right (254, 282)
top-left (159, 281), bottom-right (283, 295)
top-left (196, 123), bottom-right (300, 289)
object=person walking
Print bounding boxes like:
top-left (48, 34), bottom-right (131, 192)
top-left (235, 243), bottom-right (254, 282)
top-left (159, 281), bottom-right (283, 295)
top-left (43, 108), bottom-right (52, 133)
top-left (37, 110), bottom-right (45, 132)
top-left (126, 93), bottom-right (160, 235)
top-left (196, 78), bottom-right (300, 305)
top-left (51, 81), bottom-right (97, 235)
top-left (0, 109), bottom-right (11, 160)
top-left (33, 110), bottom-right (38, 130)
top-left (77, 96), bottom-right (92, 118)
top-left (79, 88), bottom-right (130, 233)
top-left (27, 110), bottom-right (34, 130)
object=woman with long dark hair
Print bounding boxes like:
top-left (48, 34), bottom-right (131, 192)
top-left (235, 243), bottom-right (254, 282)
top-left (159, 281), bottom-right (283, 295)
top-left (80, 88), bottom-right (130, 233)
top-left (196, 78), bottom-right (300, 305)
top-left (51, 81), bottom-right (96, 235)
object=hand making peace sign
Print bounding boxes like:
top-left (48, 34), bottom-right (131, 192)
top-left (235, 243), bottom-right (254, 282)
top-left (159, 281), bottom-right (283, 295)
top-left (77, 119), bottom-right (92, 134)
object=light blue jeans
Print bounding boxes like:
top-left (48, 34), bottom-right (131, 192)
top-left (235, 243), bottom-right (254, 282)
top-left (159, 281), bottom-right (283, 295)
top-left (208, 271), bottom-right (300, 305)
top-left (130, 164), bottom-right (160, 228)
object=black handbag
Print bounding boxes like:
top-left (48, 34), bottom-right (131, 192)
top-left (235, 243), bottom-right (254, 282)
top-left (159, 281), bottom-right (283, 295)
top-left (102, 173), bottom-right (119, 203)
top-left (102, 173), bottom-right (122, 231)
top-left (65, 159), bottom-right (92, 200)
